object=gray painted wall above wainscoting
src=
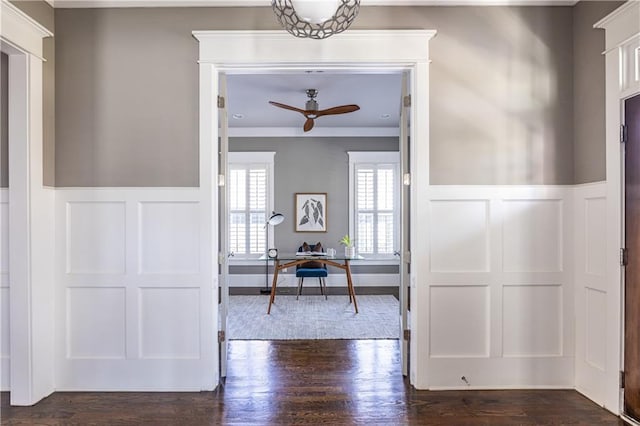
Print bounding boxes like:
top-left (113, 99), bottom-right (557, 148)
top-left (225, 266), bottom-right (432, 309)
top-left (230, 136), bottom-right (398, 262)
top-left (51, 5), bottom-right (613, 187)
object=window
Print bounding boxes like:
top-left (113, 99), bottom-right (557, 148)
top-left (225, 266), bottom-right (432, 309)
top-left (228, 152), bottom-right (275, 259)
top-left (348, 151), bottom-right (400, 257)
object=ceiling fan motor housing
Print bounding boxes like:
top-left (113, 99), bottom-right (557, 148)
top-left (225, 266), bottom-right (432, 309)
top-left (305, 99), bottom-right (318, 111)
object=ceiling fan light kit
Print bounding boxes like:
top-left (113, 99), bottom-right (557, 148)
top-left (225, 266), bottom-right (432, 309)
top-left (271, 0), bottom-right (361, 40)
top-left (269, 88), bottom-right (360, 132)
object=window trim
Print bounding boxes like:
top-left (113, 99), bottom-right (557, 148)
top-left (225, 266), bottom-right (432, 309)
top-left (347, 151), bottom-right (401, 261)
top-left (228, 151), bottom-right (275, 262)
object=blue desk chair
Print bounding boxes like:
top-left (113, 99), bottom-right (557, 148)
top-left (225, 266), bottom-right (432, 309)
top-left (296, 243), bottom-right (328, 300)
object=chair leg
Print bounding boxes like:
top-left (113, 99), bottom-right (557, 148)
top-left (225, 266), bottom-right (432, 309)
top-left (322, 277), bottom-right (328, 300)
top-left (318, 277), bottom-right (324, 295)
top-left (296, 277), bottom-right (304, 300)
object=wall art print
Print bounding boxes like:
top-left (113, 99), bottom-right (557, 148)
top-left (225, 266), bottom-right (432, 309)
top-left (295, 193), bottom-right (327, 232)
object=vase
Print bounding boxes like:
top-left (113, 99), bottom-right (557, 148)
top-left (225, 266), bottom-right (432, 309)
top-left (345, 246), bottom-right (355, 258)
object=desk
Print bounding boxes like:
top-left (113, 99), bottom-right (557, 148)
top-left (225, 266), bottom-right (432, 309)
top-left (265, 253), bottom-right (362, 314)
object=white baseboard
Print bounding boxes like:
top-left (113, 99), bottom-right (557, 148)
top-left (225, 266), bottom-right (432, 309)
top-left (228, 273), bottom-right (399, 288)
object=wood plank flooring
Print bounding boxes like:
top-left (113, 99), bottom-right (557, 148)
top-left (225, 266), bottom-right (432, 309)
top-left (1, 340), bottom-right (626, 425)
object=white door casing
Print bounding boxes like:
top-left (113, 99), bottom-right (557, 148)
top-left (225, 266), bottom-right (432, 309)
top-left (192, 30), bottom-right (435, 388)
top-left (1, 0), bottom-right (54, 406)
top-left (594, 0), bottom-right (640, 416)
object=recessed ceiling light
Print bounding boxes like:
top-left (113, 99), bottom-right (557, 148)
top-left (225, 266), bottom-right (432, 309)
top-left (380, 113), bottom-right (391, 119)
top-left (232, 114), bottom-right (244, 120)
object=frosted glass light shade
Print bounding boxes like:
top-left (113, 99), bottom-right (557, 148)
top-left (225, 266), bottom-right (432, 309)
top-left (292, 0), bottom-right (341, 24)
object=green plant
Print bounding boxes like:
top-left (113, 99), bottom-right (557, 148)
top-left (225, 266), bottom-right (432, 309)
top-left (339, 234), bottom-right (353, 248)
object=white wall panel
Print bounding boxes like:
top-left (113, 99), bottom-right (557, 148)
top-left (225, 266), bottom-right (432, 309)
top-left (585, 287), bottom-right (606, 371)
top-left (502, 200), bottom-right (562, 273)
top-left (67, 287), bottom-right (126, 359)
top-left (0, 288), bottom-right (9, 359)
top-left (426, 186), bottom-right (572, 389)
top-left (1, 200), bottom-right (8, 276)
top-left (503, 285), bottom-right (562, 357)
top-left (585, 198), bottom-right (606, 277)
top-left (56, 189), bottom-right (213, 391)
top-left (430, 286), bottom-right (489, 357)
top-left (67, 202), bottom-right (126, 274)
top-left (1, 190), bottom-right (8, 390)
top-left (430, 200), bottom-right (489, 272)
top-left (139, 288), bottom-right (200, 359)
top-left (574, 182), bottom-right (609, 406)
top-left (139, 202), bottom-right (200, 274)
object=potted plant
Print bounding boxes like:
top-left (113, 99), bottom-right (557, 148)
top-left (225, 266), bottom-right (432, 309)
top-left (339, 234), bottom-right (355, 258)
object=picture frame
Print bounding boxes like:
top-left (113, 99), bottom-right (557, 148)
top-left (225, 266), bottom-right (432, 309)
top-left (295, 193), bottom-right (327, 232)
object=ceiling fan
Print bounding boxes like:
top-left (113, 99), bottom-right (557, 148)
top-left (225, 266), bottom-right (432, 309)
top-left (269, 89), bottom-right (360, 132)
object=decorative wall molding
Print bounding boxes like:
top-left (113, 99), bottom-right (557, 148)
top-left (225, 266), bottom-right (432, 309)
top-left (55, 188), bottom-right (214, 391)
top-left (573, 182), bottom-right (608, 407)
top-left (425, 185), bottom-right (574, 388)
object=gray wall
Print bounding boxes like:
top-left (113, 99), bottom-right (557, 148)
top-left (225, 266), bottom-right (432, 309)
top-left (229, 136), bottom-right (399, 276)
top-left (54, 5), bottom-right (597, 187)
top-left (1, 53), bottom-right (7, 188)
top-left (8, 0), bottom-right (55, 186)
top-left (573, 1), bottom-right (623, 184)
top-left (230, 136), bottom-right (398, 253)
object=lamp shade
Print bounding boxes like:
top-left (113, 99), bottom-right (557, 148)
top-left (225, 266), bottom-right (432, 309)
top-left (292, 0), bottom-right (341, 24)
top-left (267, 212), bottom-right (285, 226)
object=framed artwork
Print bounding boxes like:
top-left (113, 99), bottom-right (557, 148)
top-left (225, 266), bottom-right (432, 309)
top-left (295, 193), bottom-right (327, 232)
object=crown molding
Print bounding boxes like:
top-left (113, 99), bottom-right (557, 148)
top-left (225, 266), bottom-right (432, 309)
top-left (53, 0), bottom-right (578, 8)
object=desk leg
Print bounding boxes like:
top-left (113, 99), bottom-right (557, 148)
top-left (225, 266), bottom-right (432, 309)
top-left (345, 260), bottom-right (358, 314)
top-left (267, 260), bottom-right (280, 314)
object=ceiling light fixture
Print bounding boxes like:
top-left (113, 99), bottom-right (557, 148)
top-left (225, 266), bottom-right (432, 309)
top-left (272, 0), bottom-right (360, 40)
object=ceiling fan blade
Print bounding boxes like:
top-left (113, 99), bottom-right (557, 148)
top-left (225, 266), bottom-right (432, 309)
top-left (303, 118), bottom-right (315, 132)
top-left (269, 101), bottom-right (306, 114)
top-left (315, 104), bottom-right (360, 117)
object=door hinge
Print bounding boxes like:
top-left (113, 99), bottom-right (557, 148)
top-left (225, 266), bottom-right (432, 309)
top-left (218, 330), bottom-right (226, 343)
top-left (621, 370), bottom-right (625, 389)
top-left (403, 95), bottom-right (411, 108)
top-left (403, 329), bottom-right (411, 341)
top-left (621, 248), bottom-right (629, 266)
top-left (403, 173), bottom-right (411, 186)
top-left (621, 124), bottom-right (628, 144)
top-left (218, 95), bottom-right (225, 109)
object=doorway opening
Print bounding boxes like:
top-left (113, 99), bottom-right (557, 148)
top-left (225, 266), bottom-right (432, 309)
top-left (221, 70), bottom-right (405, 344)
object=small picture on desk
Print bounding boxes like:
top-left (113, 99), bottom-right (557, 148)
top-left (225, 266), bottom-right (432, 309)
top-left (295, 193), bottom-right (327, 232)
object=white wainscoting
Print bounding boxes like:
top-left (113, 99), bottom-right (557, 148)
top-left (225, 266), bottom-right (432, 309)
top-left (425, 186), bottom-right (574, 389)
top-left (55, 188), bottom-right (214, 391)
top-left (573, 182), bottom-right (609, 405)
top-left (1, 189), bottom-right (9, 390)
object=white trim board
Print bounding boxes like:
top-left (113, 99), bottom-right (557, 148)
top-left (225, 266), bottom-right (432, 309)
top-left (593, 0), bottom-right (640, 416)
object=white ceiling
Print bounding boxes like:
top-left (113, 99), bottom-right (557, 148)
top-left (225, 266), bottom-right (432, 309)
top-left (226, 72), bottom-right (403, 134)
top-left (50, 0), bottom-right (579, 8)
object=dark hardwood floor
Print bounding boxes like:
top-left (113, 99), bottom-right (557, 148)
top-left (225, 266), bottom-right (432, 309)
top-left (1, 340), bottom-right (626, 425)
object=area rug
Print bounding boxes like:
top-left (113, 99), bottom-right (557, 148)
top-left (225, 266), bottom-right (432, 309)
top-left (227, 295), bottom-right (399, 340)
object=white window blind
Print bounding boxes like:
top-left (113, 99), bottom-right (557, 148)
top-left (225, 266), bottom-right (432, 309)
top-left (348, 152), bottom-right (400, 257)
top-left (228, 152), bottom-right (275, 259)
